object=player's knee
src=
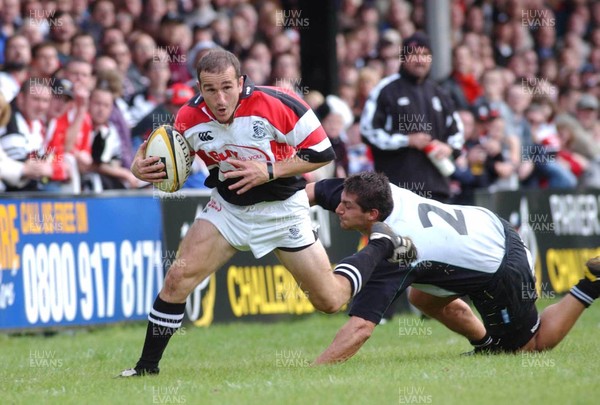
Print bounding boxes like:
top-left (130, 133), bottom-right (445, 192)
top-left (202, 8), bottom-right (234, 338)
top-left (162, 261), bottom-right (196, 300)
top-left (316, 302), bottom-right (340, 314)
top-left (442, 303), bottom-right (466, 318)
top-left (312, 298), bottom-right (341, 314)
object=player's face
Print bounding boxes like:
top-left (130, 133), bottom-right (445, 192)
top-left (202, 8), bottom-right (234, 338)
top-left (199, 66), bottom-right (244, 124)
top-left (335, 191), bottom-right (372, 233)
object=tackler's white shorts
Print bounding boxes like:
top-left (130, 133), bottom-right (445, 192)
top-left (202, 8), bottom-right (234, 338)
top-left (196, 189), bottom-right (317, 258)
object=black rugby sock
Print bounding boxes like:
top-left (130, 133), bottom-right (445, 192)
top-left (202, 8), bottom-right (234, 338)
top-left (334, 239), bottom-right (392, 296)
top-left (136, 296), bottom-right (186, 370)
top-left (470, 333), bottom-right (492, 348)
top-left (569, 279), bottom-right (600, 308)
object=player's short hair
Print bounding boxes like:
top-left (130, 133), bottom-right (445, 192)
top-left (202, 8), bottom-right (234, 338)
top-left (344, 172), bottom-right (394, 221)
top-left (196, 49), bottom-right (241, 81)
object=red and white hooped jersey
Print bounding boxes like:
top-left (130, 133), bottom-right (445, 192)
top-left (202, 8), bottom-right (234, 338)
top-left (175, 76), bottom-right (335, 206)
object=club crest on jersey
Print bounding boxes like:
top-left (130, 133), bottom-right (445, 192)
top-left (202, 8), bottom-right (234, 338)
top-left (252, 121), bottom-right (268, 139)
top-left (288, 225), bottom-right (301, 240)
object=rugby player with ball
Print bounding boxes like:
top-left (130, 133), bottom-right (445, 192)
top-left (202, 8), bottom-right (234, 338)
top-left (120, 50), bottom-right (415, 376)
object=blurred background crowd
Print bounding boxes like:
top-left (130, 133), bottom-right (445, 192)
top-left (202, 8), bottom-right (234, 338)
top-left (0, 0), bottom-right (599, 203)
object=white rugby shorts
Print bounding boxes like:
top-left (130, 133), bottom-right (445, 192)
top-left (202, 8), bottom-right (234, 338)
top-left (197, 189), bottom-right (317, 258)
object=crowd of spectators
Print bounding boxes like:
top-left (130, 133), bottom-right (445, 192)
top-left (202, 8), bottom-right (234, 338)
top-left (0, 0), bottom-right (599, 200)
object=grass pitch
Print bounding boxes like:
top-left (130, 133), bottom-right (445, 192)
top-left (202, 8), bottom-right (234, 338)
top-left (1, 298), bottom-right (598, 405)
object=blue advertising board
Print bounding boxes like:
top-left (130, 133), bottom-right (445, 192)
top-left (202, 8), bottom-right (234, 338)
top-left (0, 196), bottom-right (164, 331)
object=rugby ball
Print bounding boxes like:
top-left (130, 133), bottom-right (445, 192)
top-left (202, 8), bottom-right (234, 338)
top-left (145, 125), bottom-right (193, 193)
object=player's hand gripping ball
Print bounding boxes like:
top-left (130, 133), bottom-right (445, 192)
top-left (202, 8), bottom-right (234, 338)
top-left (145, 125), bottom-right (193, 192)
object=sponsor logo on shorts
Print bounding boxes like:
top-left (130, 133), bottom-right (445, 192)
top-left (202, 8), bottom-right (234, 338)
top-left (252, 120), bottom-right (268, 139)
top-left (206, 199), bottom-right (222, 212)
top-left (288, 225), bottom-right (301, 240)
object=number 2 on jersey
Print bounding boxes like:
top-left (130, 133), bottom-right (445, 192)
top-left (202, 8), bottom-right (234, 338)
top-left (417, 203), bottom-right (468, 235)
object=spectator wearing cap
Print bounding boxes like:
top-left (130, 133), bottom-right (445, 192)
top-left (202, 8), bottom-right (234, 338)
top-left (0, 34), bottom-right (31, 102)
top-left (575, 93), bottom-right (600, 142)
top-left (360, 32), bottom-right (464, 203)
top-left (440, 45), bottom-right (484, 110)
top-left (0, 80), bottom-right (54, 191)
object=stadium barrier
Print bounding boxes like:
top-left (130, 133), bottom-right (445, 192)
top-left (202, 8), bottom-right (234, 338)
top-left (0, 192), bottom-right (164, 332)
top-left (1, 187), bottom-right (599, 331)
top-left (475, 188), bottom-right (600, 297)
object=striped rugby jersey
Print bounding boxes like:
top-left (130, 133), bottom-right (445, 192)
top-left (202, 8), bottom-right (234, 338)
top-left (175, 76), bottom-right (334, 205)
